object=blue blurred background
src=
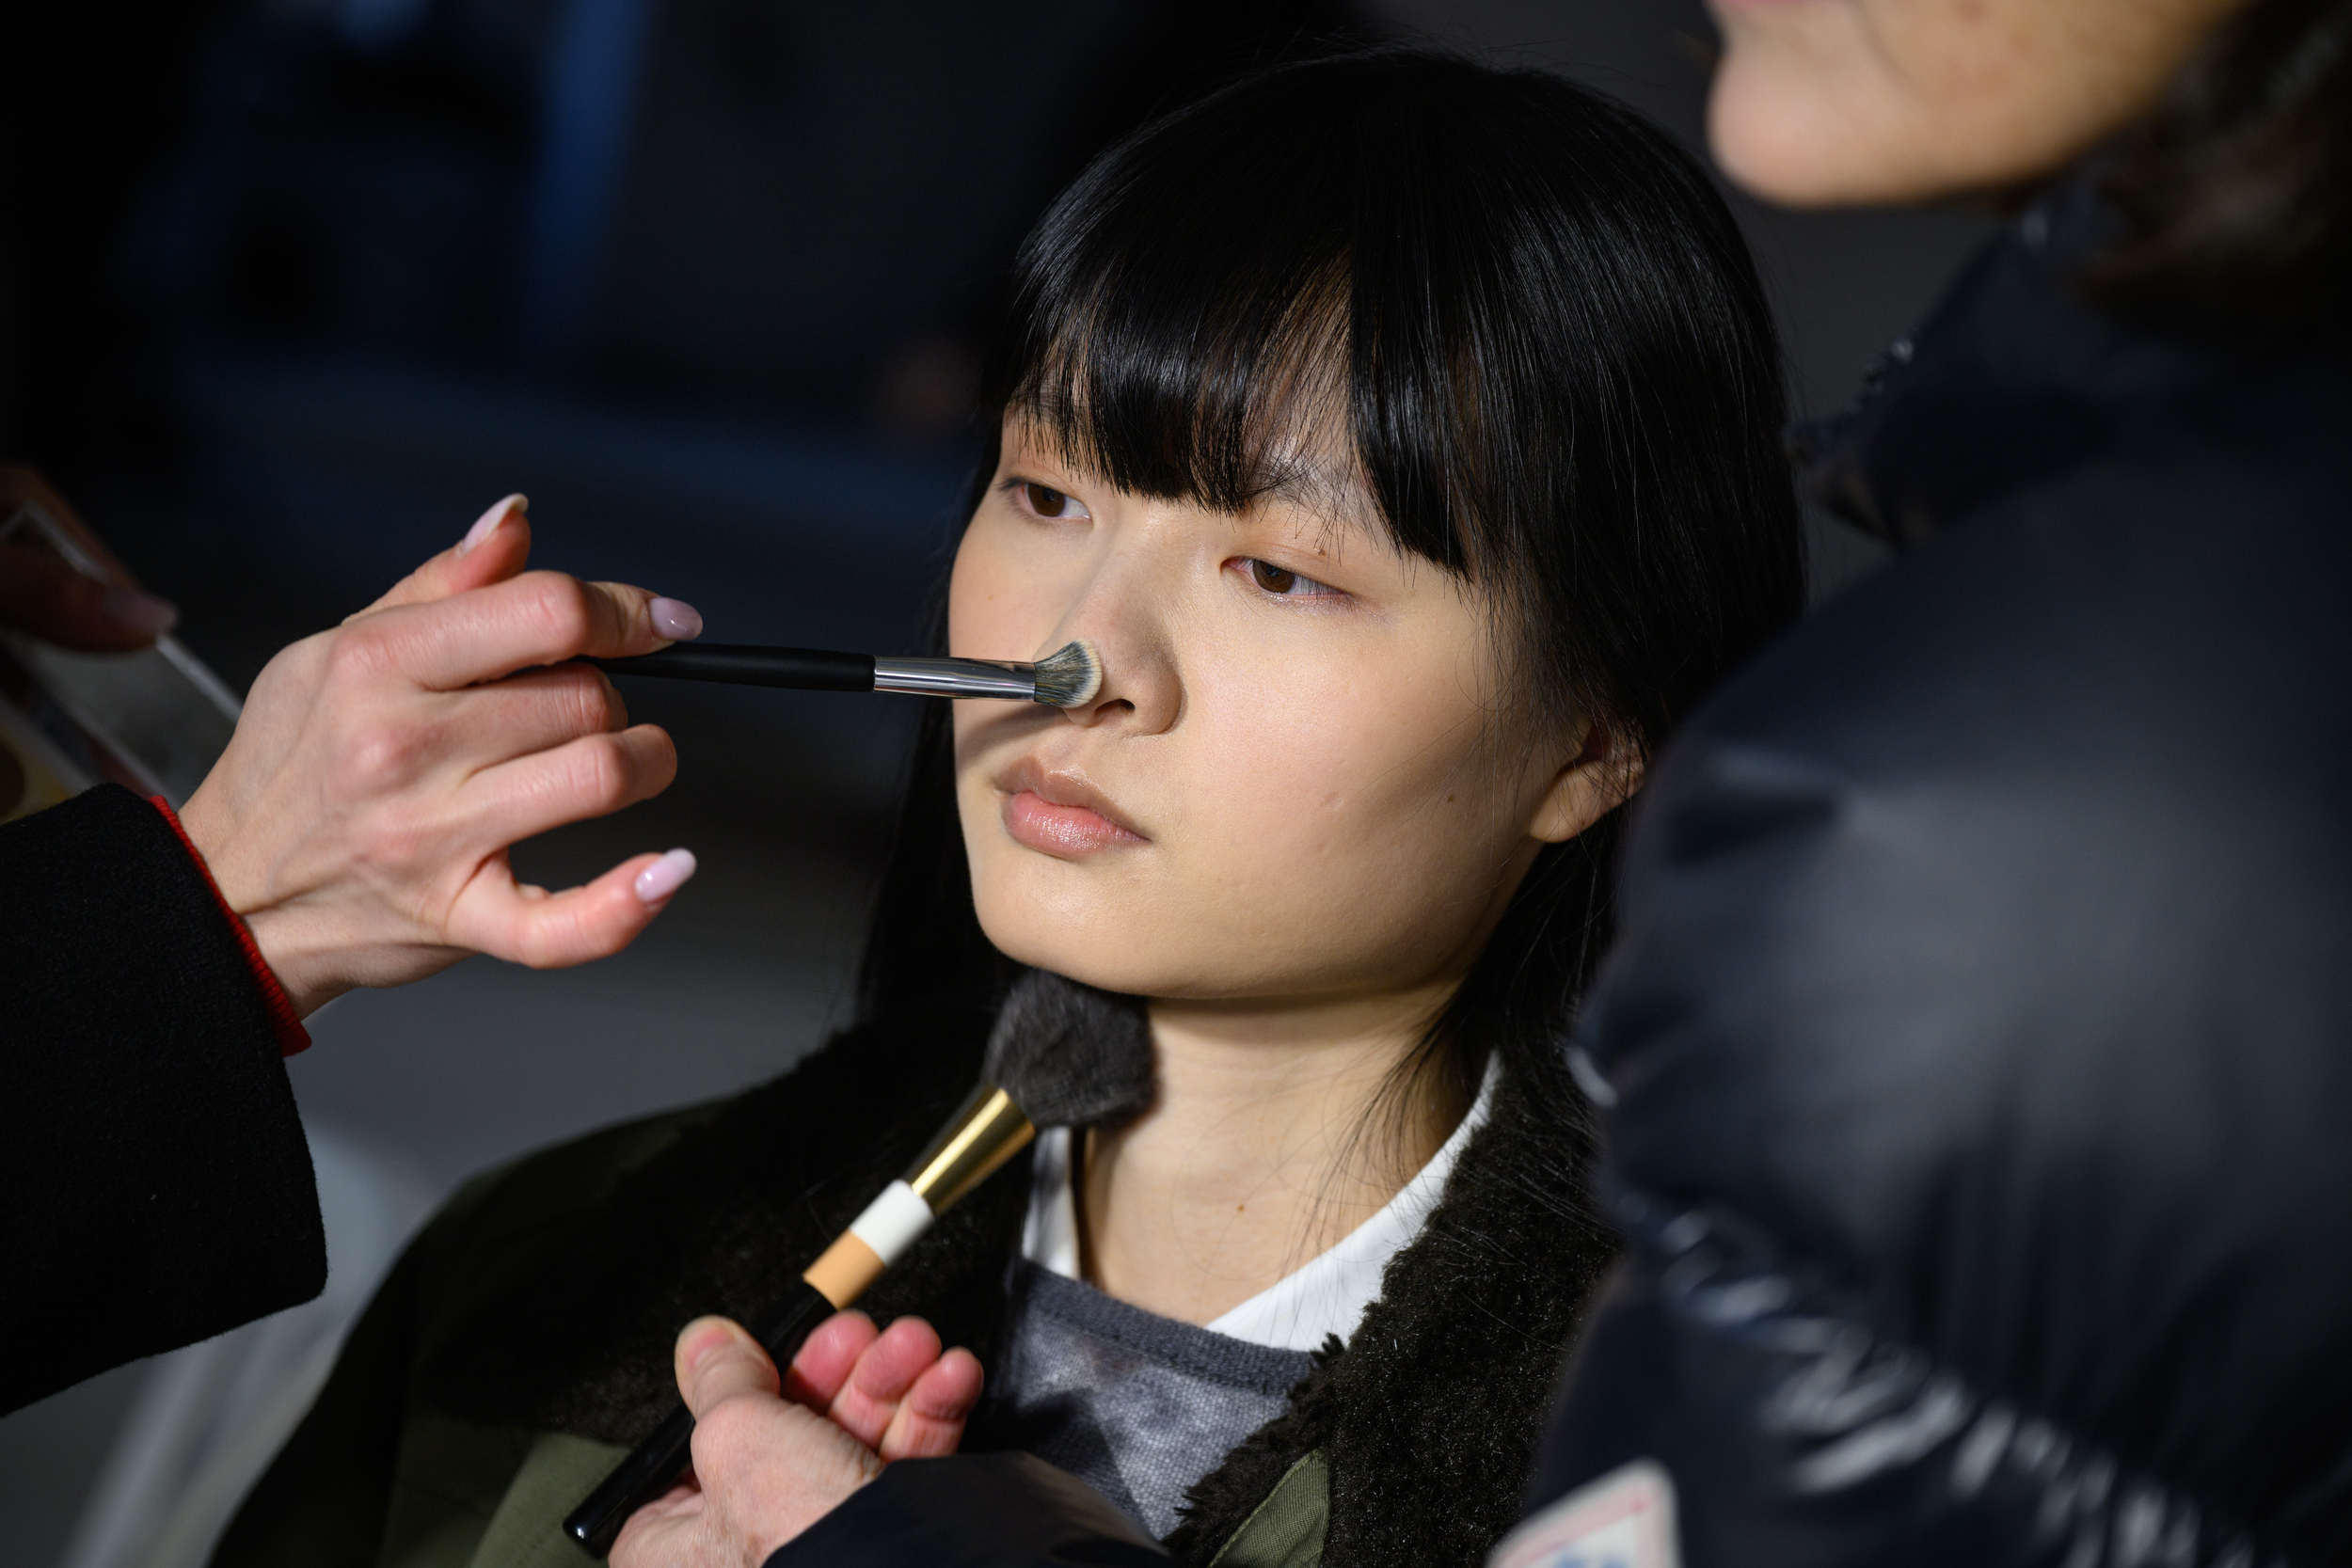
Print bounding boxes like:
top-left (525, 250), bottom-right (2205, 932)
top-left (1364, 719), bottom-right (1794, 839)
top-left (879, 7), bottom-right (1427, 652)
top-left (0, 3), bottom-right (1992, 1561)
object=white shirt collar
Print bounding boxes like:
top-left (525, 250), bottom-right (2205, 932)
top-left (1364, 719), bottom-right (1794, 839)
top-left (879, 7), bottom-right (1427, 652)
top-left (1020, 1055), bottom-right (1500, 1352)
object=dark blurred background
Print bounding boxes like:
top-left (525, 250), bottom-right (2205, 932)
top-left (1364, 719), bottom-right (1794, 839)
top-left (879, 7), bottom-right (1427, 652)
top-left (0, 2), bottom-right (1993, 1560)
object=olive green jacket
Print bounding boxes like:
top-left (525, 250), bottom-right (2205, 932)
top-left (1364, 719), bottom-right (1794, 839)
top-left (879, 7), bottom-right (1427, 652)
top-left (210, 1013), bottom-right (1613, 1568)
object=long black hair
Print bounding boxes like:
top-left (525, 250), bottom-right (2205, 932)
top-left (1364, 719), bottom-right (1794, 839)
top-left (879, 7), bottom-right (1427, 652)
top-left (857, 49), bottom-right (1804, 1132)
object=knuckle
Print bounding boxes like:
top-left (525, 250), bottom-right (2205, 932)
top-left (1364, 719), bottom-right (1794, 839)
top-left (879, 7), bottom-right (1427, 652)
top-left (508, 922), bottom-right (565, 970)
top-left (519, 572), bottom-right (596, 646)
top-left (691, 1401), bottom-right (758, 1471)
top-left (552, 665), bottom-right (626, 732)
top-left (571, 734), bottom-right (638, 808)
top-left (336, 720), bottom-right (428, 793)
top-left (322, 626), bottom-right (392, 684)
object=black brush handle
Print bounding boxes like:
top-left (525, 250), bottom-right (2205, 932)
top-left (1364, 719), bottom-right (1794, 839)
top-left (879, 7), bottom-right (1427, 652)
top-left (564, 1281), bottom-right (835, 1558)
top-left (586, 644), bottom-right (876, 691)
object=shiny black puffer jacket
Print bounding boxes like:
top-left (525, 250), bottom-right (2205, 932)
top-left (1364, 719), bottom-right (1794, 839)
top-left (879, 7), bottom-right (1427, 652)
top-left (1527, 187), bottom-right (2352, 1566)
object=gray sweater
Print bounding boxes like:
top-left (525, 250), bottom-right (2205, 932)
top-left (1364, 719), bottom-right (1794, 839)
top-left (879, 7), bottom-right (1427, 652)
top-left (978, 1259), bottom-right (1316, 1539)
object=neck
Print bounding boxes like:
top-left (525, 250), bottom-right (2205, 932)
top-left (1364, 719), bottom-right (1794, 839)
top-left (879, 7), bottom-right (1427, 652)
top-left (1079, 981), bottom-right (1471, 1325)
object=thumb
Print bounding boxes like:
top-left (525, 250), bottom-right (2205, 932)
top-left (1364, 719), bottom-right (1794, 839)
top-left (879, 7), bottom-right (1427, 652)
top-left (0, 540), bottom-right (177, 651)
top-left (354, 494), bottom-right (532, 620)
top-left (675, 1317), bottom-right (782, 1418)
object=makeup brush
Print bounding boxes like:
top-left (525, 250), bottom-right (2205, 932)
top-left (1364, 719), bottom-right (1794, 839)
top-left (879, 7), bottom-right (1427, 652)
top-left (587, 640), bottom-right (1103, 708)
top-left (563, 970), bottom-right (1156, 1558)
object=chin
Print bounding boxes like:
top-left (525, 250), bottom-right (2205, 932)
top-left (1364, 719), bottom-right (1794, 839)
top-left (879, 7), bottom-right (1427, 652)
top-left (983, 925), bottom-right (1167, 998)
top-left (1707, 48), bottom-right (2065, 207)
top-left (975, 884), bottom-right (1262, 1001)
top-left (972, 878), bottom-right (1150, 994)
top-left (1709, 64), bottom-right (1893, 206)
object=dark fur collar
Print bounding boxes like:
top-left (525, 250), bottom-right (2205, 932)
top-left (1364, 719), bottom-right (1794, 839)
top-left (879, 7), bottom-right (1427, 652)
top-left (1164, 1060), bottom-right (1620, 1567)
top-left (423, 1013), bottom-right (1615, 1568)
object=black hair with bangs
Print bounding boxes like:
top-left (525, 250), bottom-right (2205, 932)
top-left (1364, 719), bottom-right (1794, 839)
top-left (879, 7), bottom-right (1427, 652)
top-left (859, 48), bottom-right (1804, 1133)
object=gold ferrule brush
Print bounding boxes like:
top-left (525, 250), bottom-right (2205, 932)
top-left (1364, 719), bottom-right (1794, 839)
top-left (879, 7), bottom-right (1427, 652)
top-left (801, 1085), bottom-right (1036, 1306)
top-left (564, 1084), bottom-right (1036, 1556)
top-left (565, 970), bottom-right (1156, 1559)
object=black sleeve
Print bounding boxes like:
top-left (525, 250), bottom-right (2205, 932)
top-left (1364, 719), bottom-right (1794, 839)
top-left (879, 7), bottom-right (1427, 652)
top-left (0, 783), bottom-right (324, 1415)
top-left (768, 1454), bottom-right (1168, 1568)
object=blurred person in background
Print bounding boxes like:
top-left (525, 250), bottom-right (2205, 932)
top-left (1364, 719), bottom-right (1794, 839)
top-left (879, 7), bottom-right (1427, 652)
top-left (573, 1), bottom-right (2352, 1565)
top-left (1527, 1), bottom-right (2352, 1563)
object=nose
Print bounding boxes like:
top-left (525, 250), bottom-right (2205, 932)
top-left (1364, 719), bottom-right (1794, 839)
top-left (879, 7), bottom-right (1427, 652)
top-left (1040, 549), bottom-right (1181, 736)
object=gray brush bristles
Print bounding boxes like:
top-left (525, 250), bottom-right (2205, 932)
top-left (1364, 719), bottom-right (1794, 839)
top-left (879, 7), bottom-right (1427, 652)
top-left (1029, 641), bottom-right (1103, 708)
top-left (983, 969), bottom-right (1157, 1128)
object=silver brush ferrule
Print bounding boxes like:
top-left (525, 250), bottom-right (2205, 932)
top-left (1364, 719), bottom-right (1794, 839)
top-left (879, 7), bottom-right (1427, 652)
top-left (871, 656), bottom-right (1039, 703)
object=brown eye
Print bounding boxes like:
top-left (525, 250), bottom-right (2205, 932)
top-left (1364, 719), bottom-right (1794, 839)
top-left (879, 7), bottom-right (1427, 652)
top-left (1025, 482), bottom-right (1071, 517)
top-left (1249, 559), bottom-right (1300, 594)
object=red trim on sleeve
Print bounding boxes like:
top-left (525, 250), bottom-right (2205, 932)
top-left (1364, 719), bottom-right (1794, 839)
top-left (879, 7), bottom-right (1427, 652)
top-left (149, 796), bottom-right (311, 1057)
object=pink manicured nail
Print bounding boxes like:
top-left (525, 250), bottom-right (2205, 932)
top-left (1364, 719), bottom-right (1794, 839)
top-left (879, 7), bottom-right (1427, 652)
top-left (634, 847), bottom-right (697, 905)
top-left (650, 597), bottom-right (704, 641)
top-left (457, 494), bottom-right (527, 555)
top-left (101, 587), bottom-right (179, 636)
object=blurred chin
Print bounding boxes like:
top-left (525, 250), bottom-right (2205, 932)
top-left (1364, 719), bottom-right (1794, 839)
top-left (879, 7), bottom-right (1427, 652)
top-left (1707, 46), bottom-right (1943, 207)
top-left (1705, 1), bottom-right (2163, 208)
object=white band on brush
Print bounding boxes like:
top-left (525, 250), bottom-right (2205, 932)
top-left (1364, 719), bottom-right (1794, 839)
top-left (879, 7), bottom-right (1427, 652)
top-left (847, 1179), bottom-right (935, 1265)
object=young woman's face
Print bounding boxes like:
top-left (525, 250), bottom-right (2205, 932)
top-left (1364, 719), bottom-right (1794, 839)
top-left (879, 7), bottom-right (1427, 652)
top-left (948, 418), bottom-right (1614, 1005)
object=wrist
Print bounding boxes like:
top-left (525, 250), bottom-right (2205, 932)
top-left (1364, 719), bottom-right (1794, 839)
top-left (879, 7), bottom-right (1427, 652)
top-left (175, 778), bottom-right (259, 912)
top-left (236, 908), bottom-right (354, 1019)
top-left (148, 796), bottom-right (312, 1052)
top-left (242, 902), bottom-right (476, 1018)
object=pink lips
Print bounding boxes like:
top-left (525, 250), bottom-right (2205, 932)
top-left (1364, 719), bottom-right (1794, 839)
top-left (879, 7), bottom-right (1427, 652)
top-left (998, 763), bottom-right (1148, 857)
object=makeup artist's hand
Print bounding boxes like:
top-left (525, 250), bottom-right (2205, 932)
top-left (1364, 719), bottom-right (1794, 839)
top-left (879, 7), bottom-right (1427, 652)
top-left (610, 1311), bottom-right (984, 1568)
top-left (179, 495), bottom-right (703, 1016)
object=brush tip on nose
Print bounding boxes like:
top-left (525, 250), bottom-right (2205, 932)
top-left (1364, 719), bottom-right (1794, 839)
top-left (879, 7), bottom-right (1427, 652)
top-left (1032, 639), bottom-right (1104, 707)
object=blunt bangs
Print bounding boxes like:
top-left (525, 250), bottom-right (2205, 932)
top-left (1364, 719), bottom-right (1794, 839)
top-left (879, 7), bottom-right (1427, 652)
top-left (975, 49), bottom-right (1803, 748)
top-left (998, 166), bottom-right (1358, 526)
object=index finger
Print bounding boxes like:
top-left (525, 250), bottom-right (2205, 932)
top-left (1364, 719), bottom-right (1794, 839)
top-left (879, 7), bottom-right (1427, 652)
top-left (354, 494), bottom-right (533, 618)
top-left (353, 569), bottom-right (696, 692)
top-left (781, 1311), bottom-right (881, 1411)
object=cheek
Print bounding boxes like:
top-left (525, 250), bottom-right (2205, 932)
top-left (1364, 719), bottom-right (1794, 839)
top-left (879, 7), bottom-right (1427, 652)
top-left (1168, 657), bottom-right (1526, 955)
top-left (946, 521), bottom-right (1020, 655)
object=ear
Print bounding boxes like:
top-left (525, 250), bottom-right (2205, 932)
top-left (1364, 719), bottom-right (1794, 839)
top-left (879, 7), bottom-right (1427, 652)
top-left (1526, 723), bottom-right (1645, 845)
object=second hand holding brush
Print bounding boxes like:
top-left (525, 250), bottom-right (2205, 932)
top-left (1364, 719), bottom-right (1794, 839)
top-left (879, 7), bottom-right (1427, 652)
top-left (562, 971), bottom-right (1156, 1558)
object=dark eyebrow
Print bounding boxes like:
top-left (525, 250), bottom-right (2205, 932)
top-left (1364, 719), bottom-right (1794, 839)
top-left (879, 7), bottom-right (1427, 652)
top-left (1253, 444), bottom-right (1377, 531)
